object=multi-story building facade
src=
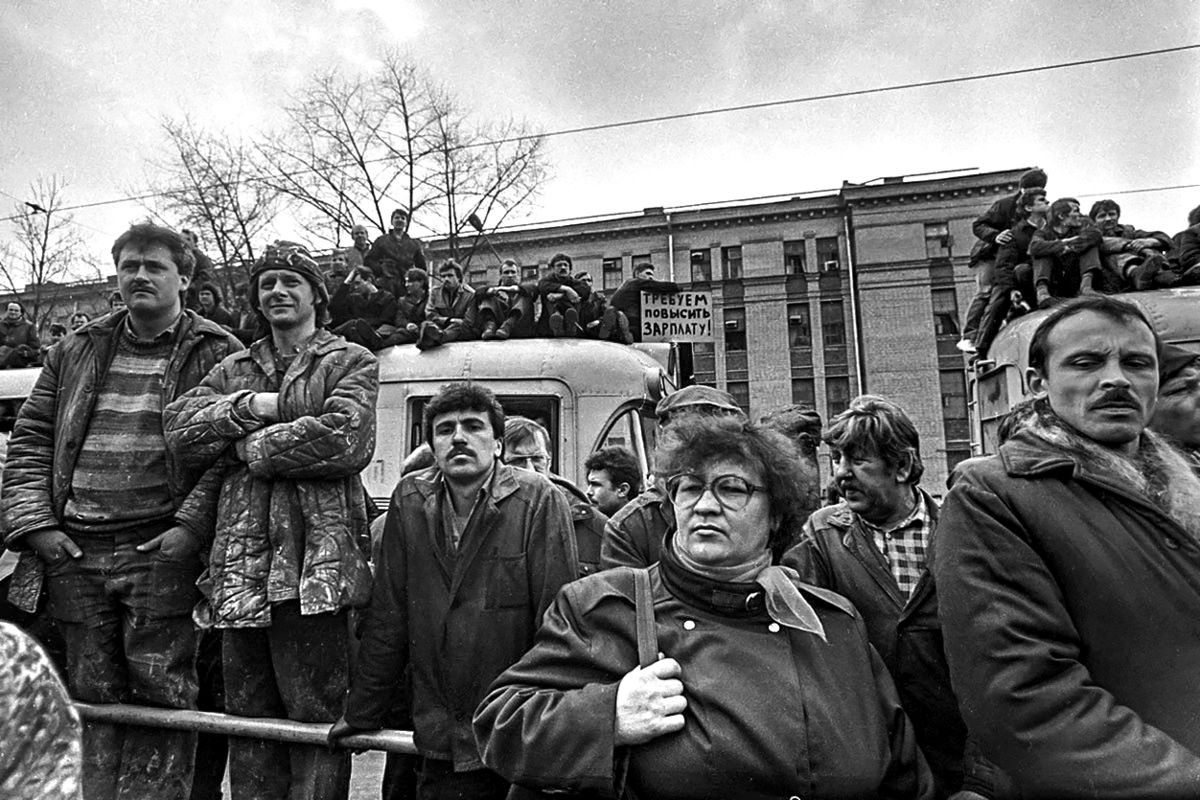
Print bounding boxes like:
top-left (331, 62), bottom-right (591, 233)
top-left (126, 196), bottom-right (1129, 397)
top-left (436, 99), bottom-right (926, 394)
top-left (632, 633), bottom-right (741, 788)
top-left (12, 167), bottom-right (1028, 491)
top-left (430, 167), bottom-right (1031, 491)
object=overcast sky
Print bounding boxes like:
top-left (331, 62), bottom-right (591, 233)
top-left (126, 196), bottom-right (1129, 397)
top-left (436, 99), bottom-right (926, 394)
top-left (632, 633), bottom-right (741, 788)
top-left (1, 0), bottom-right (1197, 261)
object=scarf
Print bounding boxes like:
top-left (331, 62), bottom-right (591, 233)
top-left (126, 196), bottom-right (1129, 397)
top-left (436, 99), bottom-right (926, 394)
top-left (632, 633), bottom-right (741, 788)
top-left (669, 535), bottom-right (826, 640)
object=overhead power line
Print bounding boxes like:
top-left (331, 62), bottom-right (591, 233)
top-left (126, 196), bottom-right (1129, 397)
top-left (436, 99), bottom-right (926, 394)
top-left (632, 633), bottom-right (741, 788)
top-left (2, 42), bottom-right (1197, 225)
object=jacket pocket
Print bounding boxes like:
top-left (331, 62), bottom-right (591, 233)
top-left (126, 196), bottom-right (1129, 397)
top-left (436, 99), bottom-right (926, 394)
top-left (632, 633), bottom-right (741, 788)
top-left (136, 552), bottom-right (202, 623)
top-left (484, 554), bottom-right (529, 609)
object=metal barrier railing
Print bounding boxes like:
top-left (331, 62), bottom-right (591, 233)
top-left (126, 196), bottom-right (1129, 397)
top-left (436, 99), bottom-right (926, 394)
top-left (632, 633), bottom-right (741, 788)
top-left (76, 702), bottom-right (417, 754)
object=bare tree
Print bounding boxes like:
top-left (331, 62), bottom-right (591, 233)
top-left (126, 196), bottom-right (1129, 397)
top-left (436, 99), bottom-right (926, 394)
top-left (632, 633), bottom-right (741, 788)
top-left (0, 176), bottom-right (105, 333)
top-left (142, 115), bottom-right (282, 300)
top-left (257, 51), bottom-right (546, 260)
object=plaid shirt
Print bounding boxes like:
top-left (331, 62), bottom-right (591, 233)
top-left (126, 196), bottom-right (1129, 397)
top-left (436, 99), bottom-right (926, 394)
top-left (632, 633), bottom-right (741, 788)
top-left (859, 489), bottom-right (932, 598)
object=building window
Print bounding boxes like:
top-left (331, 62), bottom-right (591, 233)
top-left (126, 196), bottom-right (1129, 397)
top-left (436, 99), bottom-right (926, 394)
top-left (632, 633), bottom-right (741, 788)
top-left (467, 267), bottom-right (487, 288)
top-left (690, 249), bottom-right (712, 283)
top-left (931, 288), bottom-right (960, 338)
top-left (727, 380), bottom-right (750, 414)
top-left (826, 376), bottom-right (851, 419)
top-left (692, 341), bottom-right (716, 383)
top-left (940, 369), bottom-right (970, 442)
top-left (788, 302), bottom-right (812, 348)
top-left (925, 222), bottom-right (951, 259)
top-left (602, 258), bottom-right (623, 291)
top-left (632, 254), bottom-right (653, 272)
top-left (816, 236), bottom-right (840, 272)
top-left (820, 300), bottom-right (845, 346)
top-left (784, 240), bottom-right (806, 275)
top-left (791, 377), bottom-right (815, 408)
top-left (721, 246), bottom-right (742, 280)
top-left (520, 264), bottom-right (539, 282)
top-left (723, 307), bottom-right (746, 352)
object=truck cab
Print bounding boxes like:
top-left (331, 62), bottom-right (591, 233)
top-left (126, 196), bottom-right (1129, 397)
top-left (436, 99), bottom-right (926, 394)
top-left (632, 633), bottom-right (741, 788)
top-left (970, 286), bottom-right (1200, 455)
top-left (364, 339), bottom-right (676, 500)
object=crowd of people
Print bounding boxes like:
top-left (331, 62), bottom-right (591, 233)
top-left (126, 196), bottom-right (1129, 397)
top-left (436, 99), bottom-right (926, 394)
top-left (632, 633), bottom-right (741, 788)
top-left (956, 167), bottom-right (1200, 359)
top-left (3, 206), bottom-right (682, 376)
top-left (1, 218), bottom-right (1200, 800)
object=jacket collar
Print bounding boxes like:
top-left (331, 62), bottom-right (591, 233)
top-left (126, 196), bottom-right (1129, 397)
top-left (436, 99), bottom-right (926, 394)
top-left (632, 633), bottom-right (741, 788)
top-left (999, 428), bottom-right (1138, 496)
top-left (411, 461), bottom-right (521, 506)
top-left (820, 487), bottom-right (940, 531)
top-left (88, 308), bottom-right (227, 345)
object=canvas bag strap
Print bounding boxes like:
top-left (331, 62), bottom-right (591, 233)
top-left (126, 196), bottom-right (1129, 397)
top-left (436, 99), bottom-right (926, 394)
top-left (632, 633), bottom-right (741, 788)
top-left (633, 567), bottom-right (657, 667)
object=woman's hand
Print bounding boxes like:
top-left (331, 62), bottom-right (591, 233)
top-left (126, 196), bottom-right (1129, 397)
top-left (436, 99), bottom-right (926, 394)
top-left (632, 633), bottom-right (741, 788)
top-left (613, 656), bottom-right (686, 746)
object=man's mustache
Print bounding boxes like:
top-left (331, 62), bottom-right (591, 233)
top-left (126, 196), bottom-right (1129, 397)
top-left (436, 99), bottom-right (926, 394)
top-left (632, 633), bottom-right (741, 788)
top-left (448, 445), bottom-right (476, 458)
top-left (1091, 389), bottom-right (1140, 410)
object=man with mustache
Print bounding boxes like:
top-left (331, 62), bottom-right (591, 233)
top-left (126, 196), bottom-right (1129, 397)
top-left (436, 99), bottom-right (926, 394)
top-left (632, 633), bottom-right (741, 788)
top-left (2, 223), bottom-right (242, 799)
top-left (935, 295), bottom-right (1200, 796)
top-left (782, 395), bottom-right (985, 799)
top-left (330, 383), bottom-right (578, 798)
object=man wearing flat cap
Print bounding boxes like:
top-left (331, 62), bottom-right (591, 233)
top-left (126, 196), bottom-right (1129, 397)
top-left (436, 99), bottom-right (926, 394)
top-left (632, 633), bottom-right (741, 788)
top-left (164, 241), bottom-right (379, 800)
top-left (599, 385), bottom-right (745, 569)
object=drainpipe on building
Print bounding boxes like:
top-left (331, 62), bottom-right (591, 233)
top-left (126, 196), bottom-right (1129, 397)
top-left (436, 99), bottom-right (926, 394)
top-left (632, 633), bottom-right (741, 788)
top-left (844, 207), bottom-right (867, 395)
top-left (665, 212), bottom-right (675, 281)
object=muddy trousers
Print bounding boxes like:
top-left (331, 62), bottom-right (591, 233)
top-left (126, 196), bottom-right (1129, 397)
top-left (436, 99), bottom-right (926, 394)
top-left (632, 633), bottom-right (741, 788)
top-left (222, 602), bottom-right (351, 800)
top-left (46, 525), bottom-right (201, 800)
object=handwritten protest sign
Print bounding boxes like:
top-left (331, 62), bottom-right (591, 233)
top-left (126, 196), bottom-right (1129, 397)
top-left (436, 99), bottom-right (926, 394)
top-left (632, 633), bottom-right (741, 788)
top-left (640, 291), bottom-right (714, 342)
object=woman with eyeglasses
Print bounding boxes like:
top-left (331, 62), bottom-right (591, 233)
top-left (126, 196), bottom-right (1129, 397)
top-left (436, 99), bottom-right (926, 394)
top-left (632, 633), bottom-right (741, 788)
top-left (474, 414), bottom-right (933, 799)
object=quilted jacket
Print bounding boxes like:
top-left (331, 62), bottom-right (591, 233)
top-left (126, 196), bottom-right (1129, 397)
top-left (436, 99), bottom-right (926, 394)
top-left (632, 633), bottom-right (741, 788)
top-left (2, 310), bottom-right (242, 612)
top-left (163, 329), bottom-right (378, 628)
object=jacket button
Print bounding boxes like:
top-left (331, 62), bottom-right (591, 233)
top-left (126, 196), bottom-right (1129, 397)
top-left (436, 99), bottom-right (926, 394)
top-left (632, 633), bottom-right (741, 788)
top-left (1163, 537), bottom-right (1180, 550)
top-left (768, 622), bottom-right (781, 633)
top-left (682, 620), bottom-right (695, 631)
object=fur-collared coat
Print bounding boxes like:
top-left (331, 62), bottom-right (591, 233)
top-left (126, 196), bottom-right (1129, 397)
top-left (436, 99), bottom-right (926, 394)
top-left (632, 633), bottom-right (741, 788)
top-left (935, 409), bottom-right (1200, 797)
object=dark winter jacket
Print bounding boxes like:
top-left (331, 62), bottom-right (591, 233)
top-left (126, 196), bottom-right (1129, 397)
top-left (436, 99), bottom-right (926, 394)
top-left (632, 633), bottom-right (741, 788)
top-left (425, 284), bottom-right (476, 329)
top-left (363, 232), bottom-right (427, 294)
top-left (329, 283), bottom-right (398, 330)
top-left (2, 310), bottom-right (242, 612)
top-left (969, 192), bottom-right (1025, 266)
top-left (1174, 224), bottom-right (1200, 270)
top-left (599, 485), bottom-right (674, 569)
top-left (474, 548), bottom-right (934, 799)
top-left (345, 464), bottom-right (578, 771)
top-left (549, 475), bottom-right (605, 577)
top-left (935, 430), bottom-right (1200, 797)
top-left (783, 491), bottom-right (977, 797)
top-left (0, 317), bottom-right (40, 353)
top-left (162, 329), bottom-right (378, 628)
top-left (1028, 220), bottom-right (1102, 260)
top-left (608, 276), bottom-right (681, 339)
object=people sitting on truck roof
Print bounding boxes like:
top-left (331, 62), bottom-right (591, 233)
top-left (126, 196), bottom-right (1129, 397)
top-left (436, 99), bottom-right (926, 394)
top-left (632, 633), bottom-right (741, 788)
top-left (0, 301), bottom-right (40, 369)
top-left (503, 415), bottom-right (606, 577)
top-left (608, 261), bottom-right (681, 343)
top-left (1174, 203), bottom-right (1200, 283)
top-left (477, 259), bottom-right (537, 340)
top-left (574, 270), bottom-right (637, 344)
top-left (970, 188), bottom-right (1049, 359)
top-left (584, 445), bottom-right (642, 517)
top-left (329, 264), bottom-right (399, 352)
top-left (958, 167), bottom-right (1048, 354)
top-left (537, 253), bottom-right (590, 337)
top-left (416, 259), bottom-right (476, 350)
top-left (1088, 199), bottom-right (1177, 292)
top-left (362, 207), bottom-right (427, 297)
top-left (378, 267), bottom-right (429, 347)
top-left (1151, 343), bottom-right (1200, 470)
top-left (1028, 197), bottom-right (1102, 307)
top-left (600, 385), bottom-right (746, 570)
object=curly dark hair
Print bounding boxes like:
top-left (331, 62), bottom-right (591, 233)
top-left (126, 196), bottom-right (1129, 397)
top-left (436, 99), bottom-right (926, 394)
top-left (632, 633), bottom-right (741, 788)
top-left (584, 446), bottom-right (643, 497)
top-left (654, 414), bottom-right (808, 555)
top-left (422, 382), bottom-right (505, 445)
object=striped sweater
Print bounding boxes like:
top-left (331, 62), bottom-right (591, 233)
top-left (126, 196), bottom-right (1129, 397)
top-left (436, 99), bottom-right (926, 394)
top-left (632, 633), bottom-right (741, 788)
top-left (63, 323), bottom-right (176, 533)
